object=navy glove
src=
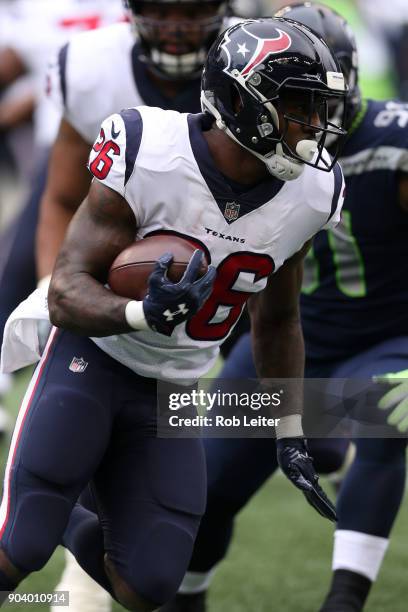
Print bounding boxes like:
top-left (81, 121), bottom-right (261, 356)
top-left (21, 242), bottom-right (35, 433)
top-left (143, 250), bottom-right (216, 336)
top-left (277, 437), bottom-right (337, 522)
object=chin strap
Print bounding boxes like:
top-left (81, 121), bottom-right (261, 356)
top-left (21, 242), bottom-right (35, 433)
top-left (201, 91), bottom-right (317, 182)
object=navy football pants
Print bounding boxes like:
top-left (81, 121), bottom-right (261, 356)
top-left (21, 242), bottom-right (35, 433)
top-left (188, 333), bottom-right (407, 572)
top-left (0, 330), bottom-right (206, 605)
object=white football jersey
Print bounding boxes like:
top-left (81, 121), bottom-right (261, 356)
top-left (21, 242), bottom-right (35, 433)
top-left (47, 22), bottom-right (138, 146)
top-left (4, 0), bottom-right (125, 147)
top-left (46, 17), bottom-right (239, 146)
top-left (88, 106), bottom-right (344, 383)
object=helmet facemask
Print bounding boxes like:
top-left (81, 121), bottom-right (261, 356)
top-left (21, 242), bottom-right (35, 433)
top-left (274, 81), bottom-right (347, 171)
top-left (128, 1), bottom-right (230, 80)
top-left (202, 69), bottom-right (347, 181)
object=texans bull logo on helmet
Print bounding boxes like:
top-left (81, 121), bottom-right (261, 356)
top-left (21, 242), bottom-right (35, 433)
top-left (221, 25), bottom-right (292, 78)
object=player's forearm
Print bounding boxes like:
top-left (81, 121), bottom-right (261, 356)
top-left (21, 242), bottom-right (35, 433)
top-left (36, 195), bottom-right (76, 279)
top-left (251, 315), bottom-right (305, 417)
top-left (0, 95), bottom-right (35, 130)
top-left (49, 270), bottom-right (133, 337)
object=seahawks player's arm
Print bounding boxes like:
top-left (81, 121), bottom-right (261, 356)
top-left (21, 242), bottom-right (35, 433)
top-left (373, 172), bottom-right (408, 429)
top-left (248, 240), bottom-right (312, 418)
top-left (397, 171), bottom-right (408, 213)
top-left (48, 179), bottom-right (137, 336)
top-left (36, 119), bottom-right (92, 279)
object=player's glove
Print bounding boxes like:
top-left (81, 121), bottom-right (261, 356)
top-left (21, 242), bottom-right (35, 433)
top-left (276, 437), bottom-right (338, 522)
top-left (373, 369), bottom-right (408, 432)
top-left (143, 250), bottom-right (216, 336)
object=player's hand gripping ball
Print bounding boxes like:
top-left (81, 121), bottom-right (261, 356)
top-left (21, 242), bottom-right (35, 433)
top-left (109, 234), bottom-right (216, 336)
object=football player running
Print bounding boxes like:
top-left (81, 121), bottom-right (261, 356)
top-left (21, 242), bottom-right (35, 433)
top-left (30, 2), bottom-right (352, 610)
top-left (164, 4), bottom-right (408, 612)
top-left (0, 16), bottom-right (346, 611)
top-left (17, 2), bottom-right (233, 610)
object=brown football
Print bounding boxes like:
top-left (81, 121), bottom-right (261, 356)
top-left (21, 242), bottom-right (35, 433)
top-left (108, 234), bottom-right (208, 300)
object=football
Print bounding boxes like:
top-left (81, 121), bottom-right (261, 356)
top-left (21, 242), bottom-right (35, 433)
top-left (108, 234), bottom-right (208, 300)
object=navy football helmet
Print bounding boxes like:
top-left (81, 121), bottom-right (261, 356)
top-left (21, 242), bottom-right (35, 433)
top-left (201, 18), bottom-right (347, 181)
top-left (275, 2), bottom-right (361, 137)
top-left (126, 1), bottom-right (231, 80)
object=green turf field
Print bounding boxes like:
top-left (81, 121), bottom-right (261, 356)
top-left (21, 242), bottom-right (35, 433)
top-left (2, 369), bottom-right (407, 611)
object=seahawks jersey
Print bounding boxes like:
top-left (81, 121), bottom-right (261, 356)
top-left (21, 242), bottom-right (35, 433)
top-left (88, 106), bottom-right (344, 382)
top-left (301, 99), bottom-right (408, 362)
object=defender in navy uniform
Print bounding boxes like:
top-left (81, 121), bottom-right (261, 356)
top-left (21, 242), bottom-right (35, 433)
top-left (166, 5), bottom-right (408, 612)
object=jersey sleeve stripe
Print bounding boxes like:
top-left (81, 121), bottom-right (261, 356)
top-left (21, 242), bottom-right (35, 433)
top-left (120, 108), bottom-right (143, 186)
top-left (328, 162), bottom-right (343, 223)
top-left (58, 43), bottom-right (69, 107)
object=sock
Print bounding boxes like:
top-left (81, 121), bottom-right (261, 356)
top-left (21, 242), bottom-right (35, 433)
top-left (178, 569), bottom-right (217, 595)
top-left (320, 569), bottom-right (372, 612)
top-left (62, 503), bottom-right (113, 595)
top-left (332, 530), bottom-right (389, 581)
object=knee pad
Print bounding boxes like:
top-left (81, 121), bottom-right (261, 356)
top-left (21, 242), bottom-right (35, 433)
top-left (104, 555), bottom-right (158, 612)
top-left (3, 488), bottom-right (71, 572)
top-left (120, 522), bottom-right (195, 607)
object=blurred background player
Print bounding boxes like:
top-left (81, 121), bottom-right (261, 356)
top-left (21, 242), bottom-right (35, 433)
top-left (0, 0), bottom-right (125, 436)
top-left (161, 4), bottom-right (408, 612)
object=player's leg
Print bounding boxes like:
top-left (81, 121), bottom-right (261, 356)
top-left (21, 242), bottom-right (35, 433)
top-left (319, 337), bottom-right (408, 612)
top-left (0, 330), bottom-right (113, 597)
top-left (86, 375), bottom-right (207, 611)
top-left (51, 486), bottom-right (112, 612)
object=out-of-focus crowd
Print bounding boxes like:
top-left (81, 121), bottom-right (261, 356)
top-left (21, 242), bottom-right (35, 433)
top-left (1, 0), bottom-right (408, 225)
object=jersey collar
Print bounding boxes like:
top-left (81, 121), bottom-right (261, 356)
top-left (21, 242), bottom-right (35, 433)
top-left (187, 113), bottom-right (284, 224)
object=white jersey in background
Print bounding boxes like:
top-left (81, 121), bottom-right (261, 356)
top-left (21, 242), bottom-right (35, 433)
top-left (46, 16), bottom-right (240, 146)
top-left (47, 22), bottom-right (140, 145)
top-left (88, 106), bottom-right (345, 382)
top-left (1, 0), bottom-right (125, 148)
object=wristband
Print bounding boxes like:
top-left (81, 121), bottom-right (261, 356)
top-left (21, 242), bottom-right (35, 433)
top-left (275, 414), bottom-right (303, 439)
top-left (125, 300), bottom-right (150, 331)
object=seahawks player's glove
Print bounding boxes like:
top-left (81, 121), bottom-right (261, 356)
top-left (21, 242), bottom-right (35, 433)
top-left (373, 369), bottom-right (408, 432)
top-left (143, 250), bottom-right (216, 336)
top-left (276, 437), bottom-right (338, 522)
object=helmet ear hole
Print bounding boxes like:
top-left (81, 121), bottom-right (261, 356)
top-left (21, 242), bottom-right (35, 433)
top-left (231, 83), bottom-right (244, 115)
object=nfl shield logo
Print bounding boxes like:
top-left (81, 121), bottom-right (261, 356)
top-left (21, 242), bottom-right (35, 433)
top-left (224, 201), bottom-right (240, 222)
top-left (69, 356), bottom-right (88, 373)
